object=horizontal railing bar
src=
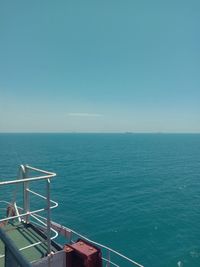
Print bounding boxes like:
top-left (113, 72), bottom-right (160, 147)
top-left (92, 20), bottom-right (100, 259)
top-left (0, 206), bottom-right (52, 223)
top-left (0, 200), bottom-right (15, 205)
top-left (0, 189), bottom-right (58, 215)
top-left (0, 173), bottom-right (56, 186)
top-left (25, 165), bottom-right (56, 176)
top-left (31, 213), bottom-right (58, 239)
top-left (48, 222), bottom-right (144, 267)
top-left (26, 189), bottom-right (58, 208)
top-left (0, 165), bottom-right (56, 186)
top-left (70, 229), bottom-right (143, 267)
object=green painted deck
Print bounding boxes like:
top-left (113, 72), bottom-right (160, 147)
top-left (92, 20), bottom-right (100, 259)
top-left (0, 221), bottom-right (58, 267)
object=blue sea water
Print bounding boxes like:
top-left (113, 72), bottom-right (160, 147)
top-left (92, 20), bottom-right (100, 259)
top-left (0, 133), bottom-right (200, 267)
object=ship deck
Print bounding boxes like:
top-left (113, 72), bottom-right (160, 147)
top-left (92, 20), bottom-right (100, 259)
top-left (0, 221), bottom-right (60, 267)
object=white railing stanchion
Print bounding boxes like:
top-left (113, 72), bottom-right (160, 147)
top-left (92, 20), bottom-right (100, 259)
top-left (23, 166), bottom-right (30, 223)
top-left (106, 250), bottom-right (111, 267)
top-left (0, 165), bottom-right (57, 259)
top-left (46, 178), bottom-right (51, 254)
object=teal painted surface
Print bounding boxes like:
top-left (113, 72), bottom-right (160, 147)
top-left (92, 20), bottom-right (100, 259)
top-left (0, 133), bottom-right (200, 267)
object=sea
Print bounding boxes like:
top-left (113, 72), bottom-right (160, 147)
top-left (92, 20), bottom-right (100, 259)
top-left (0, 133), bottom-right (200, 267)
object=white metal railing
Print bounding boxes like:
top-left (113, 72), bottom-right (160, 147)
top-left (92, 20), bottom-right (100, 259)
top-left (0, 165), bottom-right (144, 267)
top-left (67, 228), bottom-right (144, 267)
top-left (0, 165), bottom-right (57, 259)
top-left (48, 219), bottom-right (144, 267)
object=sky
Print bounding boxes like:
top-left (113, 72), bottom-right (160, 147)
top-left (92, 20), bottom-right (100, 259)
top-left (0, 0), bottom-right (200, 133)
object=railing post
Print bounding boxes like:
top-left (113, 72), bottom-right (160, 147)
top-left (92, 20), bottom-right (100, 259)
top-left (46, 178), bottom-right (51, 254)
top-left (22, 165), bottom-right (30, 223)
top-left (106, 250), bottom-right (111, 267)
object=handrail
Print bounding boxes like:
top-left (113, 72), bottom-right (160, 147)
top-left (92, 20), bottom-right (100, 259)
top-left (0, 165), bottom-right (57, 258)
top-left (0, 227), bottom-right (32, 267)
top-left (0, 165), bottom-right (56, 186)
top-left (0, 175), bottom-right (55, 186)
top-left (70, 229), bottom-right (144, 267)
top-left (26, 165), bottom-right (56, 175)
top-left (0, 187), bottom-right (58, 224)
top-left (49, 220), bottom-right (144, 267)
top-left (0, 165), bottom-right (144, 267)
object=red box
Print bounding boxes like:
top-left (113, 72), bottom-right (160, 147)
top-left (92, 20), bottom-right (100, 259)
top-left (68, 239), bottom-right (102, 267)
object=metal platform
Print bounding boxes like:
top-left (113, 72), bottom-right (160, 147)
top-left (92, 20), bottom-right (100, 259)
top-left (0, 221), bottom-right (60, 267)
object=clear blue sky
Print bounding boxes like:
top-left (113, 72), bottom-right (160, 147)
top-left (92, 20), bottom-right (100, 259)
top-left (0, 0), bottom-right (200, 133)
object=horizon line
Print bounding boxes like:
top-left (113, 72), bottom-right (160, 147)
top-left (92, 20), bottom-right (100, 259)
top-left (0, 131), bottom-right (200, 134)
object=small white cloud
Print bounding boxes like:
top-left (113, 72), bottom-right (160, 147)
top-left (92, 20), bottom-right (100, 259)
top-left (67, 112), bottom-right (103, 117)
